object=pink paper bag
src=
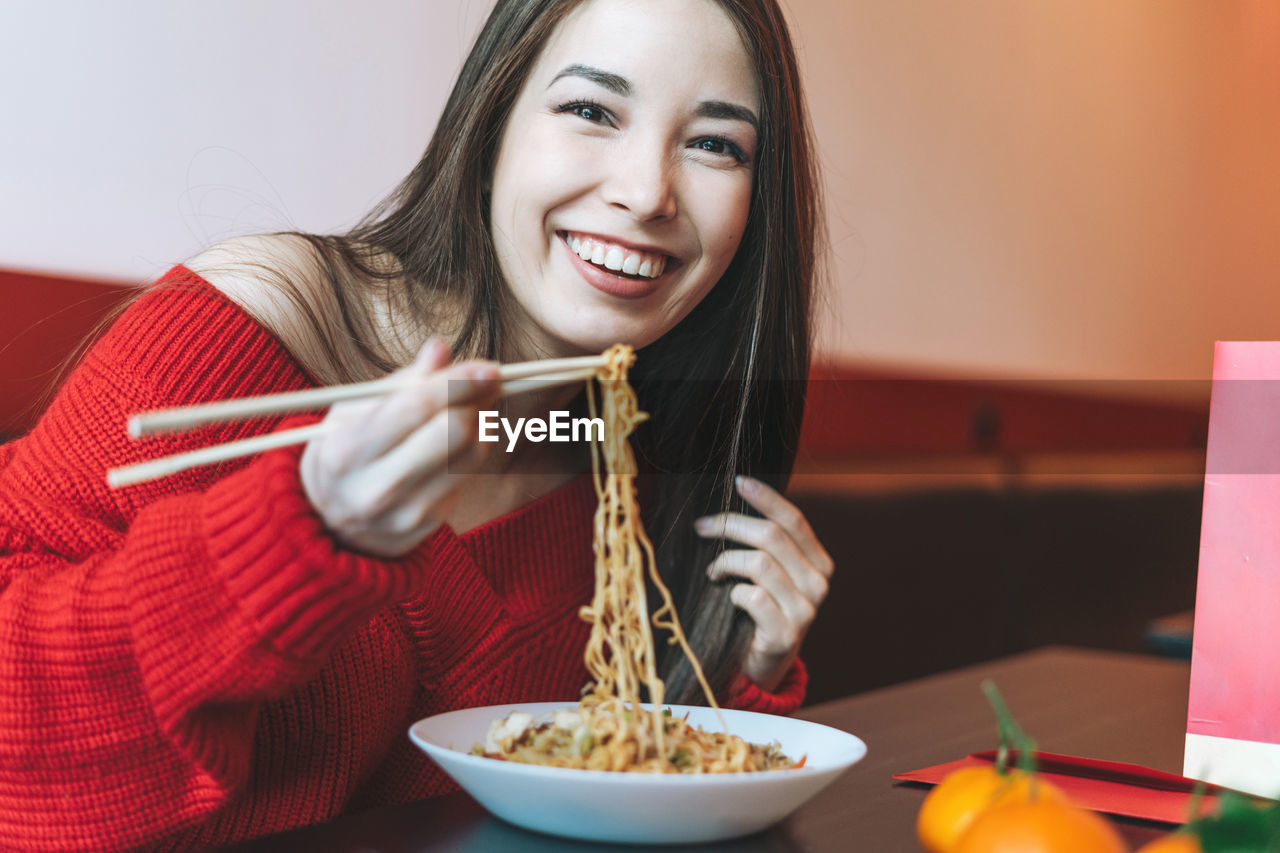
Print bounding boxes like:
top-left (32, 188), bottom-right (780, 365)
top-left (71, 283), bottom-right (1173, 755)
top-left (1185, 341), bottom-right (1280, 798)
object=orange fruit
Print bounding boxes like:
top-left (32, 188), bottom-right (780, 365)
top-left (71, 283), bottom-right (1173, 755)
top-left (952, 799), bottom-right (1129, 853)
top-left (1134, 833), bottom-right (1202, 853)
top-left (918, 766), bottom-right (1067, 852)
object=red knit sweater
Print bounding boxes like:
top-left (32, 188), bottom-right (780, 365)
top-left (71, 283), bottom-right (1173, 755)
top-left (0, 268), bottom-right (806, 852)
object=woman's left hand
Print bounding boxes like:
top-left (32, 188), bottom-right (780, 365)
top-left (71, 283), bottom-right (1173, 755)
top-left (695, 476), bottom-right (834, 692)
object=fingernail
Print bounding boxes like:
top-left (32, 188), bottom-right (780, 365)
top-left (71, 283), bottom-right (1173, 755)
top-left (735, 475), bottom-right (750, 491)
top-left (416, 338), bottom-right (447, 367)
top-left (694, 517), bottom-right (712, 534)
top-left (471, 365), bottom-right (498, 382)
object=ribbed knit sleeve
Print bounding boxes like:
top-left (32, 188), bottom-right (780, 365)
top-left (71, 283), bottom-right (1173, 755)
top-left (723, 657), bottom-right (808, 715)
top-left (0, 271), bottom-right (427, 852)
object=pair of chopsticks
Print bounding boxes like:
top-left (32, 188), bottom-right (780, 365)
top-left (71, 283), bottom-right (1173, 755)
top-left (106, 353), bottom-right (607, 489)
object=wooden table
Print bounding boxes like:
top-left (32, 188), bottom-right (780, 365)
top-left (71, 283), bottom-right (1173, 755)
top-left (222, 646), bottom-right (1191, 852)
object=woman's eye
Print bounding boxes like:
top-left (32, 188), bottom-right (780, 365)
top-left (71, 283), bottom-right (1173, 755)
top-left (556, 101), bottom-right (610, 125)
top-left (692, 137), bottom-right (747, 164)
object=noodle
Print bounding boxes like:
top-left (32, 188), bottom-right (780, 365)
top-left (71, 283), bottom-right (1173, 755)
top-left (474, 345), bottom-right (798, 773)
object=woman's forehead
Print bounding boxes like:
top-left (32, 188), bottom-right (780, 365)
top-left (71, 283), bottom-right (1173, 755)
top-left (532, 0), bottom-right (758, 109)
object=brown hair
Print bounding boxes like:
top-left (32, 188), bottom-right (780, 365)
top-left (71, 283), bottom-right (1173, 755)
top-left (284, 0), bottom-right (822, 702)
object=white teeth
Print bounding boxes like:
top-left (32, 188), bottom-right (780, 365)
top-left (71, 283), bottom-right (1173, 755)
top-left (565, 232), bottom-right (667, 279)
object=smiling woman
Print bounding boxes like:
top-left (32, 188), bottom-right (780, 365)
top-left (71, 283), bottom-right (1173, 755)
top-left (489, 0), bottom-right (758, 356)
top-left (0, 1), bottom-right (825, 850)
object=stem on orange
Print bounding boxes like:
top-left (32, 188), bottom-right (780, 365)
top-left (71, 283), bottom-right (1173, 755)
top-left (981, 680), bottom-right (1038, 780)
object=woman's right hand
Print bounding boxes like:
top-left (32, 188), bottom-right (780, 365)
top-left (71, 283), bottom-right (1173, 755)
top-left (299, 338), bottom-right (499, 557)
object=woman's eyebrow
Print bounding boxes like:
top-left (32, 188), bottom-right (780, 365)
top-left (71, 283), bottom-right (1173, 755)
top-left (697, 100), bottom-right (759, 133)
top-left (549, 63), bottom-right (631, 96)
top-left (549, 63), bottom-right (758, 132)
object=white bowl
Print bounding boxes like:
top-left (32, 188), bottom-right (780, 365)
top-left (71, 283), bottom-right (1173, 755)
top-left (408, 702), bottom-right (867, 845)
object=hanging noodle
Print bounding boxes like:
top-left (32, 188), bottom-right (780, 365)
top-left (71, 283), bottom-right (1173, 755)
top-left (473, 345), bottom-right (799, 773)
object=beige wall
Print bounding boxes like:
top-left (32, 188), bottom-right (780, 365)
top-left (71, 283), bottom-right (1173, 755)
top-left (0, 0), bottom-right (491, 282)
top-left (1, 1), bottom-right (1276, 387)
top-left (792, 0), bottom-right (1280, 385)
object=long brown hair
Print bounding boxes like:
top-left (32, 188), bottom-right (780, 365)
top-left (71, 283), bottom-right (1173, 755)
top-left (295, 0), bottom-right (821, 703)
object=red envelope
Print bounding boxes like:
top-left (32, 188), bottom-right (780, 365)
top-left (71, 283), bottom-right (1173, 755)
top-left (894, 751), bottom-right (1221, 824)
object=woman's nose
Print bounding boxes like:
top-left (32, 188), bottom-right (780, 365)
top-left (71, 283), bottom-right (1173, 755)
top-left (601, 138), bottom-right (678, 222)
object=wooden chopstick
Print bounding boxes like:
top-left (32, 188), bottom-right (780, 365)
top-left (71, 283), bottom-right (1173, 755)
top-left (107, 424), bottom-right (327, 489)
top-left (498, 367), bottom-right (598, 397)
top-left (107, 364), bottom-right (600, 488)
top-left (128, 354), bottom-right (607, 438)
top-left (496, 354), bottom-right (604, 381)
top-left (128, 376), bottom-right (400, 438)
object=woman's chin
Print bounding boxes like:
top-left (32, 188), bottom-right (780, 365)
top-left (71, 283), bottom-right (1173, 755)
top-left (548, 325), bottom-right (664, 357)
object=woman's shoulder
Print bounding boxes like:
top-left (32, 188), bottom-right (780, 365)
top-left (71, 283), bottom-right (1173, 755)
top-left (185, 233), bottom-right (385, 385)
top-left (187, 230), bottom-right (317, 283)
top-left (185, 232), bottom-right (324, 336)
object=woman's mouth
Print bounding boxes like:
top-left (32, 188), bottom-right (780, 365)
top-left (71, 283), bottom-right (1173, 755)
top-left (563, 232), bottom-right (668, 279)
top-left (558, 231), bottom-right (677, 299)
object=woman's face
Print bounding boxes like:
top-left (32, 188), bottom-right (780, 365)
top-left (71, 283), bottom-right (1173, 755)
top-left (488, 0), bottom-right (759, 358)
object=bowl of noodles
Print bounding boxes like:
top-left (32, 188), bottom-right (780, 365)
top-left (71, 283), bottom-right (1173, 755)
top-left (409, 701), bottom-right (866, 844)
top-left (409, 346), bottom-right (865, 842)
